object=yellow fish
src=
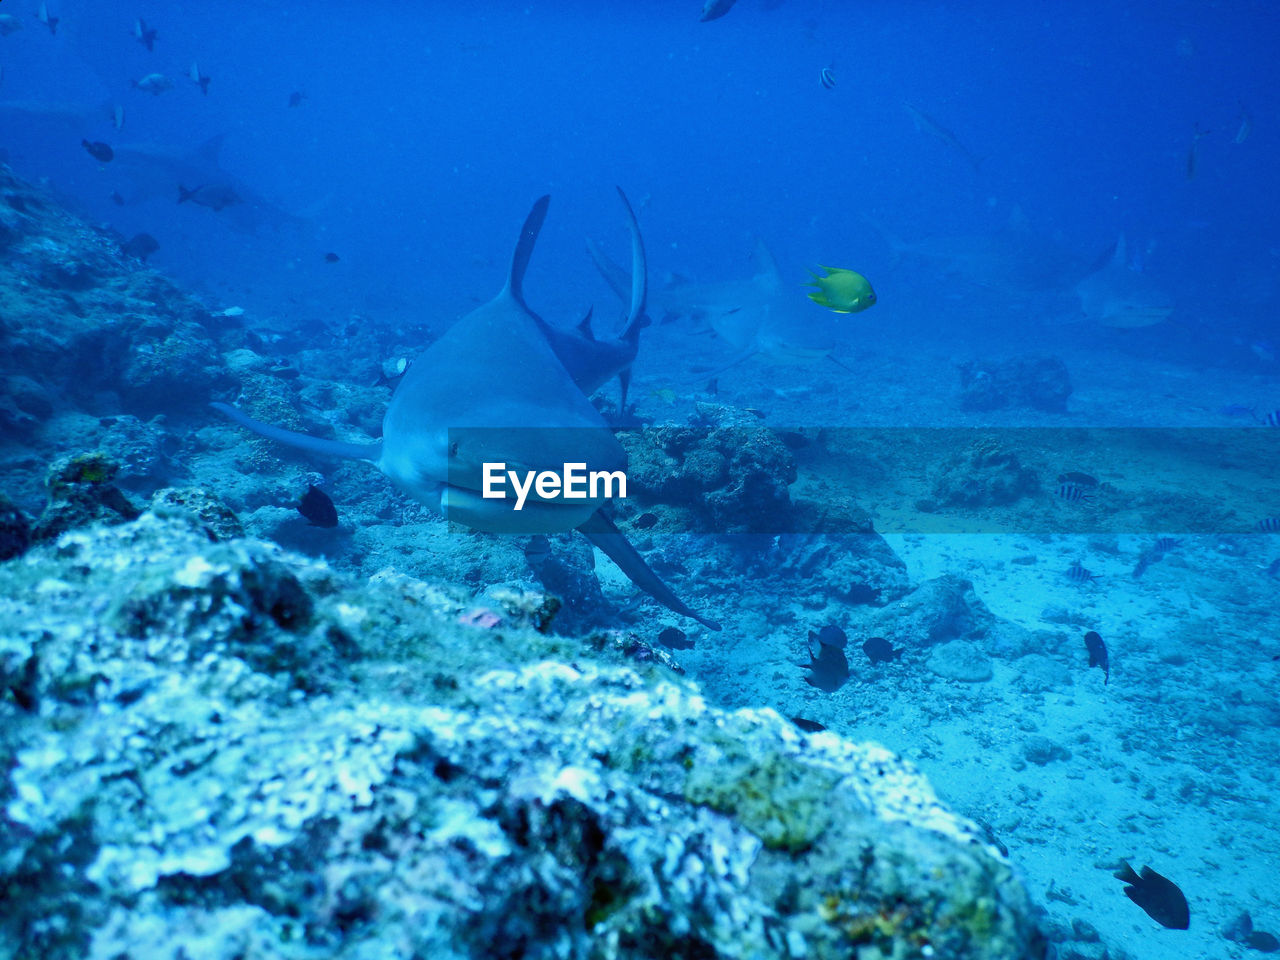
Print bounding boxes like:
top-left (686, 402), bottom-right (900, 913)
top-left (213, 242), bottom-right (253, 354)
top-left (805, 266), bottom-right (877, 314)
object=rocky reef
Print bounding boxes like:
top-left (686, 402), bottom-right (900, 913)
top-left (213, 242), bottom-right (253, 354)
top-left (0, 505), bottom-right (1042, 960)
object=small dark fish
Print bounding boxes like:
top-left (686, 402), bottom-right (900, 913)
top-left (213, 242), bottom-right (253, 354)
top-left (809, 624), bottom-right (847, 649)
top-left (178, 183), bottom-right (241, 211)
top-left (1083, 630), bottom-right (1109, 684)
top-left (110, 190), bottom-right (125, 206)
top-left (1057, 471), bottom-right (1098, 487)
top-left (189, 61), bottom-right (211, 96)
top-left (288, 90), bottom-right (308, 108)
top-left (699, 0), bottom-right (738, 21)
top-left (524, 534), bottom-right (551, 567)
top-left (1057, 482), bottom-right (1093, 503)
top-left (81, 139), bottom-right (113, 162)
top-left (298, 484), bottom-right (338, 528)
top-left (121, 232), bottom-right (159, 262)
top-left (134, 17), bottom-right (157, 51)
top-left (1249, 932), bottom-right (1280, 952)
top-left (819, 66), bottom-right (835, 90)
top-left (1255, 518), bottom-right (1280, 533)
top-left (861, 637), bottom-right (901, 665)
top-left (1113, 861), bottom-right (1189, 930)
top-left (1067, 561), bottom-right (1099, 583)
top-left (323, 252), bottom-right (340, 263)
top-left (36, 1), bottom-right (57, 34)
top-left (658, 626), bottom-right (694, 650)
top-left (790, 716), bottom-right (826, 733)
top-left (1186, 124), bottom-right (1209, 180)
top-left (632, 512), bottom-right (658, 530)
top-left (805, 641), bottom-right (849, 692)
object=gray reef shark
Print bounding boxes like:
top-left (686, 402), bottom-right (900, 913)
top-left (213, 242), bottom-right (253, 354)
top-left (536, 188), bottom-right (649, 410)
top-left (592, 236), bottom-right (844, 376)
top-left (869, 208), bottom-right (1087, 296)
top-left (213, 192), bottom-right (720, 630)
top-left (112, 134), bottom-right (306, 233)
top-left (1074, 234), bottom-right (1174, 327)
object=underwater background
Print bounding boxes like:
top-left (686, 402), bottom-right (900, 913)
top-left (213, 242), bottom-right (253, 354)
top-left (1, 1), bottom-right (1278, 958)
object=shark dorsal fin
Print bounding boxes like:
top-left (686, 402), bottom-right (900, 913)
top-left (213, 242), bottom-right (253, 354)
top-left (750, 238), bottom-right (783, 292)
top-left (504, 194), bottom-right (550, 311)
top-left (1110, 233), bottom-right (1128, 270)
top-left (576, 307), bottom-right (596, 340)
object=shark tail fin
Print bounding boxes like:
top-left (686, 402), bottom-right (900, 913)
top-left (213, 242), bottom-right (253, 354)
top-left (506, 195), bottom-right (551, 312)
top-left (577, 511), bottom-right (720, 631)
top-left (211, 402), bottom-right (382, 463)
top-left (586, 237), bottom-right (631, 302)
top-left (615, 186), bottom-right (648, 334)
top-left (178, 184), bottom-right (196, 204)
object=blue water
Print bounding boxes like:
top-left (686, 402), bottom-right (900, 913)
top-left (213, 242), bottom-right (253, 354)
top-left (4, 4), bottom-right (1280, 958)
top-left (3, 0), bottom-right (1277, 368)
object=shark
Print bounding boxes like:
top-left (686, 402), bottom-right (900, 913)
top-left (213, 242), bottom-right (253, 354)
top-left (213, 192), bottom-right (720, 631)
top-left (535, 188), bottom-right (649, 410)
top-left (868, 209), bottom-right (1087, 296)
top-left (591, 236), bottom-right (844, 376)
top-left (1074, 234), bottom-right (1174, 328)
top-left (111, 134), bottom-right (307, 233)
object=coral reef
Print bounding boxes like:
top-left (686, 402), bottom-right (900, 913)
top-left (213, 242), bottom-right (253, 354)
top-left (931, 436), bottom-right (1040, 507)
top-left (0, 504), bottom-right (1040, 959)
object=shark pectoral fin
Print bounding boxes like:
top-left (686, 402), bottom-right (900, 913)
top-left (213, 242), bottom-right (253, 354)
top-left (210, 402), bottom-right (382, 463)
top-left (577, 511), bottom-right (720, 630)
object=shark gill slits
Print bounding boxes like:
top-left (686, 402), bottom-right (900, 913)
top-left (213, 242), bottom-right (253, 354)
top-left (1264, 410), bottom-right (1280, 427)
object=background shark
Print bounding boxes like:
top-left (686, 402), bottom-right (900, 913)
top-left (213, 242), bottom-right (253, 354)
top-left (111, 133), bottom-right (307, 233)
top-left (1074, 234), bottom-right (1175, 327)
top-left (594, 237), bottom-right (848, 377)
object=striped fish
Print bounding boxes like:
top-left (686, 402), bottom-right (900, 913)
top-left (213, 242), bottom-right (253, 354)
top-left (1067, 560), bottom-right (1099, 583)
top-left (1255, 517), bottom-right (1280, 533)
top-left (1058, 482), bottom-right (1093, 503)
